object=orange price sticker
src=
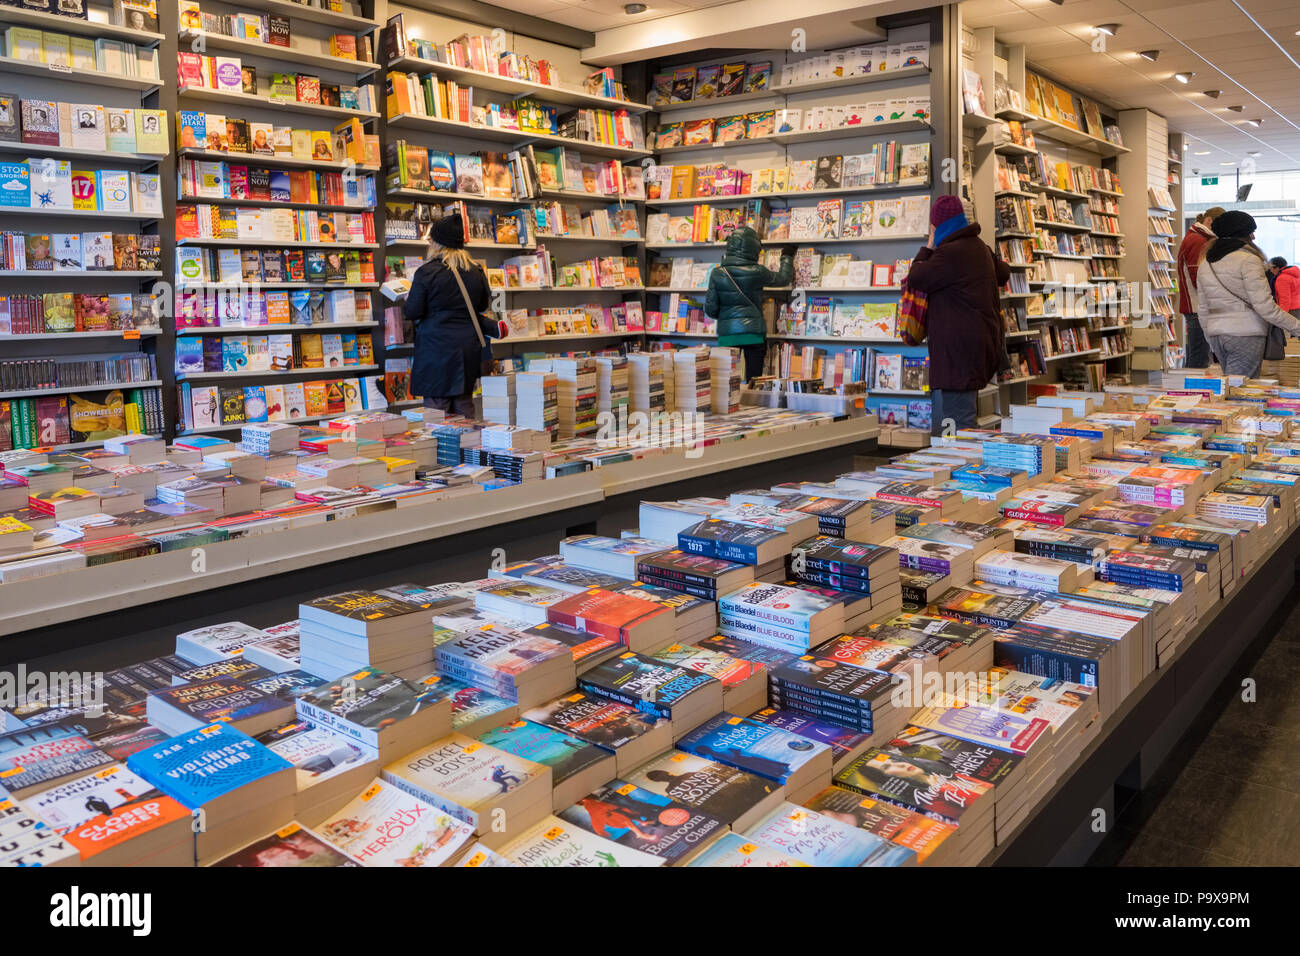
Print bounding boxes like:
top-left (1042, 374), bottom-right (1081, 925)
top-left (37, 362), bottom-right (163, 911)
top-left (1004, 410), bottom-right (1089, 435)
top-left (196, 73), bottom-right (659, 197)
top-left (122, 329), bottom-right (140, 340)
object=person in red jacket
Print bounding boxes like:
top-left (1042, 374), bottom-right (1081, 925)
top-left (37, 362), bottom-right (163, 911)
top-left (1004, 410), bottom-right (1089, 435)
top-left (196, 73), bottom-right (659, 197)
top-left (906, 195), bottom-right (1010, 436)
top-left (1175, 206), bottom-right (1226, 368)
top-left (1269, 257), bottom-right (1300, 314)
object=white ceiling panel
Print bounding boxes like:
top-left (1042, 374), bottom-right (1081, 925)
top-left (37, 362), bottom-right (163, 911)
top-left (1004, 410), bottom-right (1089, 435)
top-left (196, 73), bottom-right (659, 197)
top-left (959, 0), bottom-right (1300, 170)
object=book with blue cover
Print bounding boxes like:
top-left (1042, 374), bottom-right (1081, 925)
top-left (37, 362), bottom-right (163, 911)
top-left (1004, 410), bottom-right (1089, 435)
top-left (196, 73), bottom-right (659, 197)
top-left (678, 519), bottom-right (787, 564)
top-left (476, 718), bottom-right (612, 788)
top-left (675, 712), bottom-right (832, 797)
top-left (747, 707), bottom-right (872, 767)
top-left (126, 723), bottom-right (293, 810)
top-left (577, 652), bottom-right (721, 723)
top-left (175, 336), bottom-right (204, 373)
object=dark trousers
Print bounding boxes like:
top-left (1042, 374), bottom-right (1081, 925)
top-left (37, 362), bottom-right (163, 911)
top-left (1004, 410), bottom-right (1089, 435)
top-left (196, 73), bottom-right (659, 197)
top-left (739, 343), bottom-right (767, 382)
top-left (1183, 312), bottom-right (1210, 368)
top-left (930, 388), bottom-right (978, 437)
top-left (425, 394), bottom-right (475, 418)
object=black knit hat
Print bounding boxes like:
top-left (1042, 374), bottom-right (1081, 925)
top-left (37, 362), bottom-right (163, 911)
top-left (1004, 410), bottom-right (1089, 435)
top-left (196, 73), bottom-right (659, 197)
top-left (1212, 209), bottom-right (1255, 239)
top-left (430, 213), bottom-right (466, 249)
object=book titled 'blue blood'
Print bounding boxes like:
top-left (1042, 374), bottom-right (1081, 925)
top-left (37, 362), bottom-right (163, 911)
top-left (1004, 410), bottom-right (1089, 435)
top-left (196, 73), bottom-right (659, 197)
top-left (127, 723), bottom-right (292, 809)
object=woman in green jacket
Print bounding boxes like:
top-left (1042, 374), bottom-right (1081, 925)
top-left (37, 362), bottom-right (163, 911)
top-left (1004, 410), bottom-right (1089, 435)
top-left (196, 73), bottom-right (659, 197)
top-left (704, 227), bottom-right (795, 381)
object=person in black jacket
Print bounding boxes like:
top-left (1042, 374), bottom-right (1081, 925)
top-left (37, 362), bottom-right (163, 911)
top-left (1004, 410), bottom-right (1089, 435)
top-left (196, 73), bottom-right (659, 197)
top-left (403, 214), bottom-right (492, 417)
top-left (905, 196), bottom-right (1010, 435)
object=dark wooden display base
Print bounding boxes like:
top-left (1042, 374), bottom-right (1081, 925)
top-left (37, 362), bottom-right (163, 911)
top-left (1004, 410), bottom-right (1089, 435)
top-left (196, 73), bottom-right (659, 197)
top-left (987, 527), bottom-right (1300, 865)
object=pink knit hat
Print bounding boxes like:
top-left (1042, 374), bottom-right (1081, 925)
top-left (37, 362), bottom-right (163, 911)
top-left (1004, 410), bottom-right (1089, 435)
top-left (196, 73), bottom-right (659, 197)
top-left (930, 194), bottom-right (966, 227)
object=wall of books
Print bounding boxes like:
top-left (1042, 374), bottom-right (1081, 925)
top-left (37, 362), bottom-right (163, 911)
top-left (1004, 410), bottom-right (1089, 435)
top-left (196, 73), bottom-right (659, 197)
top-left (1115, 108), bottom-right (1182, 377)
top-left (171, 0), bottom-right (384, 435)
top-left (642, 23), bottom-right (938, 433)
top-left (0, 0), bottom-right (167, 453)
top-left (959, 20), bottom-right (1137, 422)
top-left (378, 3), bottom-right (650, 419)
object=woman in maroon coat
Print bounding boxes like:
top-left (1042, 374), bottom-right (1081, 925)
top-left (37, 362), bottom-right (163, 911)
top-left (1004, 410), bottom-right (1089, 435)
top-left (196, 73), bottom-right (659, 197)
top-left (905, 195), bottom-right (1010, 435)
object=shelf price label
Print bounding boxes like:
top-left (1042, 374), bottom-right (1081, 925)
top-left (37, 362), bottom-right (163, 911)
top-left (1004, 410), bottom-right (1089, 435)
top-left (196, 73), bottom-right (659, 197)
top-left (122, 329), bottom-right (141, 340)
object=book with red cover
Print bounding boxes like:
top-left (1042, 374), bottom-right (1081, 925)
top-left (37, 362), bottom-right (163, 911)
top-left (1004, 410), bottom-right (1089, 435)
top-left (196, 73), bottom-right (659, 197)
top-left (545, 588), bottom-right (673, 653)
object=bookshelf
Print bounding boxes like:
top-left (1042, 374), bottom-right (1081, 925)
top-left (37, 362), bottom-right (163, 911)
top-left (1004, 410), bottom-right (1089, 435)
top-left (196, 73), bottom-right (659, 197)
top-left (643, 24), bottom-right (941, 428)
top-left (171, 0), bottom-right (383, 433)
top-left (377, 5), bottom-right (653, 410)
top-left (0, 0), bottom-right (170, 452)
top-left (1116, 108), bottom-right (1178, 377)
top-left (965, 24), bottom-right (1137, 412)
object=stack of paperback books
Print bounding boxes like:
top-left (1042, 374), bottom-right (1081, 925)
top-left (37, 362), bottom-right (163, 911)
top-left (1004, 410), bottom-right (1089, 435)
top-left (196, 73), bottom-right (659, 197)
top-left (298, 589), bottom-right (454, 676)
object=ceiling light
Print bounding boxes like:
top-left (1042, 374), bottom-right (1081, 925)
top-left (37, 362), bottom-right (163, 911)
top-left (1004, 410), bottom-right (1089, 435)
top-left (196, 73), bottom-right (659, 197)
top-left (624, 3), bottom-right (646, 12)
top-left (1247, 118), bottom-right (1263, 127)
top-left (1194, 150), bottom-right (1211, 155)
top-left (1221, 162), bottom-right (1236, 166)
top-left (1226, 105), bottom-right (1244, 112)
top-left (1183, 143), bottom-right (1189, 150)
top-left (1202, 89), bottom-right (1221, 98)
top-left (1138, 49), bottom-right (1160, 61)
top-left (1174, 72), bottom-right (1194, 83)
top-left (1248, 151), bottom-right (1262, 157)
top-left (1094, 23), bottom-right (1119, 36)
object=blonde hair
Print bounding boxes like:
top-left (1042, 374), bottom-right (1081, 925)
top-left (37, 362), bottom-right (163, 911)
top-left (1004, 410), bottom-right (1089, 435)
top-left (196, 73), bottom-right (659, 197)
top-left (429, 241), bottom-right (476, 273)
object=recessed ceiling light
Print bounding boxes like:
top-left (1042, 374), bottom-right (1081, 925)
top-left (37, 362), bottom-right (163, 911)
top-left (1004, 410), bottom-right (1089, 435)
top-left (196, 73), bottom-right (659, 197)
top-left (1174, 72), bottom-right (1194, 83)
top-left (624, 3), bottom-right (646, 12)
top-left (1248, 151), bottom-right (1262, 157)
top-left (1095, 23), bottom-right (1120, 36)
top-left (1183, 143), bottom-right (1189, 150)
top-left (1246, 118), bottom-right (1264, 127)
top-left (1202, 89), bottom-right (1221, 98)
top-left (1194, 150), bottom-right (1211, 155)
top-left (1226, 105), bottom-right (1244, 112)
top-left (1138, 50), bottom-right (1160, 61)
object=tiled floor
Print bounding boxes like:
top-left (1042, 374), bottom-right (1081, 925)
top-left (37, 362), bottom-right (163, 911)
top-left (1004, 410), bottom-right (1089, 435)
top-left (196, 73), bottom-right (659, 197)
top-left (1091, 589), bottom-right (1300, 866)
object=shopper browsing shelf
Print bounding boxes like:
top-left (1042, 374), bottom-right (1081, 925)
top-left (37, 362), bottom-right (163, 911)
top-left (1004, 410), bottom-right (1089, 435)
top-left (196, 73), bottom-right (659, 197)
top-left (1175, 206), bottom-right (1225, 369)
top-left (704, 227), bottom-right (794, 382)
top-left (404, 214), bottom-right (498, 417)
top-left (1268, 257), bottom-right (1300, 314)
top-left (1196, 210), bottom-right (1300, 377)
top-left (905, 196), bottom-right (1009, 436)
